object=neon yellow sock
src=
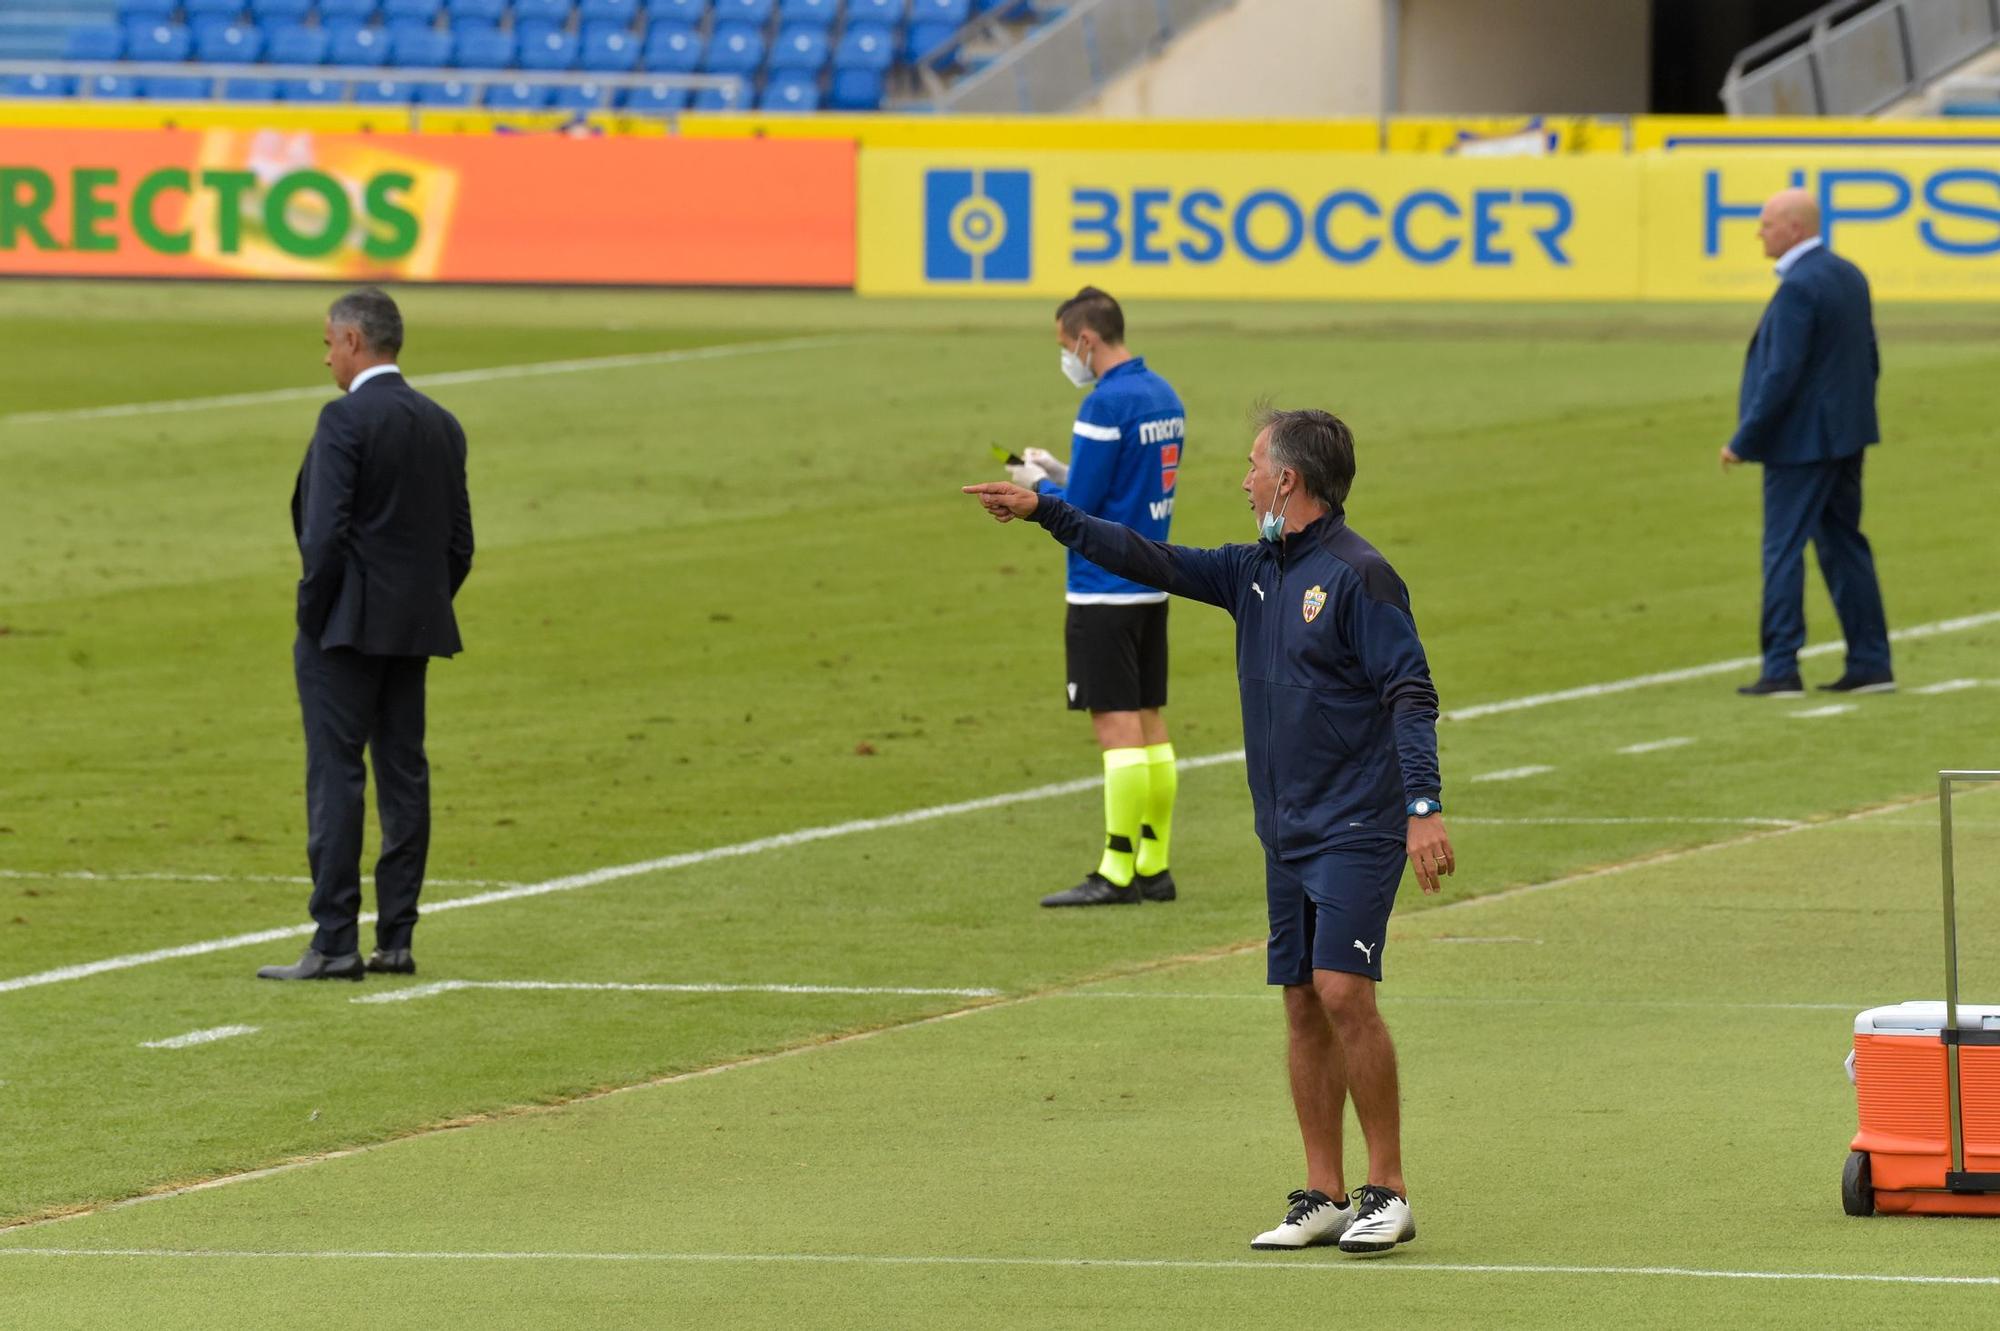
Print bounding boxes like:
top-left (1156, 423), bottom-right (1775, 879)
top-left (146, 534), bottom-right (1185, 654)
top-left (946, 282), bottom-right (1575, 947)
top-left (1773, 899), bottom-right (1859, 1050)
top-left (1135, 742), bottom-right (1177, 876)
top-left (1096, 747), bottom-right (1149, 887)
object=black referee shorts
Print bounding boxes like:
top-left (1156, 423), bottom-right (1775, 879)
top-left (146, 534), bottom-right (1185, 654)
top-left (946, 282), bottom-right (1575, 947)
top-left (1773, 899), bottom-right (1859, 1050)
top-left (1064, 601), bottom-right (1169, 713)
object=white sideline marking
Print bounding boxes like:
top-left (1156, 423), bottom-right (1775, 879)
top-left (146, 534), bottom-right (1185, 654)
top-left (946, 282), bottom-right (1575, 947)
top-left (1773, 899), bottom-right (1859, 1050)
top-left (1915, 678), bottom-right (1980, 695)
top-left (7, 603), bottom-right (2000, 1000)
top-left (1616, 737), bottom-right (1694, 755)
top-left (352, 980), bottom-right (1003, 1006)
top-left (1428, 936), bottom-right (1542, 945)
top-left (1443, 608), bottom-right (2000, 721)
top-left (0, 1247), bottom-right (1991, 1287)
top-left (1469, 765), bottom-right (1554, 783)
top-left (139, 1025), bottom-right (259, 1051)
top-left (1453, 815), bottom-right (1800, 828)
top-left (0, 870), bottom-right (521, 889)
top-left (1790, 704), bottom-right (1856, 719)
top-left (0, 336), bottom-right (851, 429)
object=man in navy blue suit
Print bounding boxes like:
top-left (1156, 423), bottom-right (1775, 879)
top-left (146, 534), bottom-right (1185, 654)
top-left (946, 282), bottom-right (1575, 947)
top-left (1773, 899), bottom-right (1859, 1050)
top-left (260, 289), bottom-right (474, 982)
top-left (1722, 188), bottom-right (1892, 698)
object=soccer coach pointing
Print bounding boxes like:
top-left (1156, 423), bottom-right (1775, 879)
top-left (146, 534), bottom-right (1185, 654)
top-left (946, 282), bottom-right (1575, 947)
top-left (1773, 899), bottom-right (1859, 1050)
top-left (966, 407), bottom-right (1452, 1256)
top-left (260, 288), bottom-right (473, 983)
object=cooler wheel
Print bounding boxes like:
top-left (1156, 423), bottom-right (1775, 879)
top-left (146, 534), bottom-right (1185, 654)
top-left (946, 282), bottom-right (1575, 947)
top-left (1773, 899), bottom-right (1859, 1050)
top-left (1842, 1150), bottom-right (1875, 1217)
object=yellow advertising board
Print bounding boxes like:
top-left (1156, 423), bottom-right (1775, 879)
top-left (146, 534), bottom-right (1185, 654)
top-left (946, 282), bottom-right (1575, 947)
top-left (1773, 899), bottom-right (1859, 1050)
top-left (858, 148), bottom-right (1641, 300)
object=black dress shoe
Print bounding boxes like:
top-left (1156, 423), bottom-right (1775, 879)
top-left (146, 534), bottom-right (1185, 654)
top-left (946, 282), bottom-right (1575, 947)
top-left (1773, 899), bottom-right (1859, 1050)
top-left (1134, 869), bottom-right (1177, 902)
top-left (1041, 873), bottom-right (1141, 907)
top-left (1817, 672), bottom-right (1895, 694)
top-left (1736, 674), bottom-right (1805, 697)
top-left (256, 948), bottom-right (365, 981)
top-left (365, 947), bottom-right (415, 975)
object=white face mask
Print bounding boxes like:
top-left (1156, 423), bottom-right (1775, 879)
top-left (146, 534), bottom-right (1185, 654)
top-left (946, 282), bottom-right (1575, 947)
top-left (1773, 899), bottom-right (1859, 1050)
top-left (1060, 338), bottom-right (1096, 388)
top-left (1257, 476), bottom-right (1293, 543)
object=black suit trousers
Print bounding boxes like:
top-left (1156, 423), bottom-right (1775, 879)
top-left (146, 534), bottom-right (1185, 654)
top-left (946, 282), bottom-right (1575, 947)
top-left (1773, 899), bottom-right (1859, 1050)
top-left (295, 633), bottom-right (431, 956)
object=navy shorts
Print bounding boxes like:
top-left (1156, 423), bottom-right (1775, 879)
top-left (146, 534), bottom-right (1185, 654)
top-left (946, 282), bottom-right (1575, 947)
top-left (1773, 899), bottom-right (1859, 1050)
top-left (1265, 839), bottom-right (1407, 986)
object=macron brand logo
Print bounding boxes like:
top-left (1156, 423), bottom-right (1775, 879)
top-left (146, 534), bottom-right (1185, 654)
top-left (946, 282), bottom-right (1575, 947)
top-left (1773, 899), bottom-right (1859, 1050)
top-left (1353, 940), bottom-right (1376, 963)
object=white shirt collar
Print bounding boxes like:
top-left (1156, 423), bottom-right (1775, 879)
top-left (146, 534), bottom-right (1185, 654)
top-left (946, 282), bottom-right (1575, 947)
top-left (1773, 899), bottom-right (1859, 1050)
top-left (1774, 235), bottom-right (1822, 276)
top-left (348, 363), bottom-right (402, 393)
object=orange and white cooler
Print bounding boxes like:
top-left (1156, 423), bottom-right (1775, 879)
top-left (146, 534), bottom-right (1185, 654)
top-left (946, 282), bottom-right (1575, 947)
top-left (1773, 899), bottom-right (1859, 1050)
top-left (1846, 1001), bottom-right (2000, 1216)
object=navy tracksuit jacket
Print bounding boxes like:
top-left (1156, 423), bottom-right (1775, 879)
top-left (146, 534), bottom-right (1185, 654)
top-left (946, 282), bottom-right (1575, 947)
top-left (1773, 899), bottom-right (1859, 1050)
top-left (1030, 499), bottom-right (1441, 858)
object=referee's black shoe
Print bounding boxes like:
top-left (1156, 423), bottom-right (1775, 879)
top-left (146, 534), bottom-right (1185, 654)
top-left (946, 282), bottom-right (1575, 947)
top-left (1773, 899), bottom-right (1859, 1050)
top-left (1134, 869), bottom-right (1177, 903)
top-left (366, 947), bottom-right (416, 975)
top-left (1041, 873), bottom-right (1140, 907)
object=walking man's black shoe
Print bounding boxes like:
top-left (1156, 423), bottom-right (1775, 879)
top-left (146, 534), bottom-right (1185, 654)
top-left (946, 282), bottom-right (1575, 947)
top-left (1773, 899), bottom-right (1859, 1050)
top-left (365, 947), bottom-right (416, 975)
top-left (257, 949), bottom-right (365, 981)
top-left (1736, 674), bottom-right (1805, 697)
top-left (1817, 672), bottom-right (1895, 694)
top-left (1134, 869), bottom-right (1177, 902)
top-left (1041, 873), bottom-right (1141, 907)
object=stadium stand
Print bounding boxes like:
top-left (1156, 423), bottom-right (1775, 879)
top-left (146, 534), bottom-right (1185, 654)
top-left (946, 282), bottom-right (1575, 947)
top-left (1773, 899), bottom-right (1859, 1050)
top-left (6, 0), bottom-right (1059, 112)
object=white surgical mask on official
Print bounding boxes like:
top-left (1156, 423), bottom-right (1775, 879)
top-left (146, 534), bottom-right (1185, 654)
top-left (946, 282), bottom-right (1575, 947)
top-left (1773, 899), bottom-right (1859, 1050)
top-left (1060, 338), bottom-right (1096, 388)
top-left (1257, 478), bottom-right (1293, 543)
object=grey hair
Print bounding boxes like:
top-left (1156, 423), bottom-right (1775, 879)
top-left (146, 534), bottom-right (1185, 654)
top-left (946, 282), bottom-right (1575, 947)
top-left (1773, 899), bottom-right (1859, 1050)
top-left (327, 286), bottom-right (403, 356)
top-left (1255, 403), bottom-right (1356, 511)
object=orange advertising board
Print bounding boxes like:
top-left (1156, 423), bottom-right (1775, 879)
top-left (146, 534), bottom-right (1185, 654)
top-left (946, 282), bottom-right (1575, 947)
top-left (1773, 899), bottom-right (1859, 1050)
top-left (0, 127), bottom-right (855, 286)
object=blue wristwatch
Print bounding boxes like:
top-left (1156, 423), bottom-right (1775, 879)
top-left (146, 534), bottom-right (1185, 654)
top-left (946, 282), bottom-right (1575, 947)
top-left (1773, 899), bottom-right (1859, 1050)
top-left (1407, 797), bottom-right (1442, 819)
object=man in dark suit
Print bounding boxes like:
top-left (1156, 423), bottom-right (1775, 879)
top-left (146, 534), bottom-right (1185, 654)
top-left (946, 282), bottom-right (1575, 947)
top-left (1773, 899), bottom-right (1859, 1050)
top-left (259, 288), bottom-right (473, 981)
top-left (1723, 188), bottom-right (1892, 698)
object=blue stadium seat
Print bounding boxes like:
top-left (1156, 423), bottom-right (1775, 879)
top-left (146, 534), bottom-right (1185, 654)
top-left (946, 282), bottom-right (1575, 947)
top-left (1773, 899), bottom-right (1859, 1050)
top-left (645, 0), bottom-right (706, 20)
top-left (354, 77), bottom-right (415, 101)
top-left (712, 0), bottom-right (774, 22)
top-left (196, 23), bottom-right (264, 61)
top-left (221, 76), bottom-right (281, 98)
top-left (760, 71), bottom-right (817, 110)
top-left (768, 25), bottom-right (826, 72)
top-left (550, 79), bottom-right (615, 108)
top-left (328, 22), bottom-right (391, 65)
top-left (265, 23), bottom-right (329, 62)
top-left (65, 26), bottom-right (124, 60)
top-left (845, 0), bottom-right (903, 25)
top-left (906, 21), bottom-right (956, 61)
top-left (86, 73), bottom-right (143, 98)
top-left (5, 73), bottom-right (78, 97)
top-left (415, 77), bottom-right (476, 102)
top-left (143, 75), bottom-right (212, 99)
top-left (1941, 101), bottom-right (2000, 117)
top-left (779, 0), bottom-right (836, 26)
top-left (391, 25), bottom-right (453, 65)
top-left (639, 22), bottom-right (700, 71)
top-left (691, 77), bottom-right (749, 110)
top-left (185, 0), bottom-right (246, 22)
top-left (446, 0), bottom-right (505, 22)
top-left (454, 26), bottom-right (513, 65)
top-left (513, 0), bottom-right (573, 27)
top-left (581, 27), bottom-right (638, 70)
top-left (826, 65), bottom-right (880, 109)
top-left (279, 76), bottom-right (344, 99)
top-left (250, 0), bottom-right (313, 22)
top-left (517, 27), bottom-right (578, 69)
top-left (116, 0), bottom-right (176, 22)
top-left (190, 14), bottom-right (239, 44)
top-left (620, 79), bottom-right (686, 111)
top-left (908, 0), bottom-right (968, 24)
top-left (124, 22), bottom-right (193, 62)
top-left (320, 0), bottom-right (381, 19)
top-left (702, 22), bottom-right (762, 74)
top-left (483, 78), bottom-right (548, 106)
top-left (383, 0), bottom-right (442, 20)
top-left (834, 23), bottom-right (893, 71)
top-left (578, 0), bottom-right (636, 27)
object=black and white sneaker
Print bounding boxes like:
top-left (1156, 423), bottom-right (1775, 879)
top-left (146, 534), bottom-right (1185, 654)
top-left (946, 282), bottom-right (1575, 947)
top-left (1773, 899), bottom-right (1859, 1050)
top-left (1040, 873), bottom-right (1140, 907)
top-left (1134, 869), bottom-right (1177, 902)
top-left (1336, 1184), bottom-right (1415, 1255)
top-left (1250, 1189), bottom-right (1352, 1250)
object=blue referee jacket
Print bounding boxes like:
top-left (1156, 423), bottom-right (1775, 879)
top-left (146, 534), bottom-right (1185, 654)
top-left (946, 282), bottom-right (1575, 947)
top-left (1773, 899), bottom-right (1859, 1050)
top-left (1035, 357), bottom-right (1185, 604)
top-left (1030, 499), bottom-right (1441, 857)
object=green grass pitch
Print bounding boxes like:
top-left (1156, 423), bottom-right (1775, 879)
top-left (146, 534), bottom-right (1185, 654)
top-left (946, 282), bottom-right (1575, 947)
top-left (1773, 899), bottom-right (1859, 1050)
top-left (3, 281), bottom-right (2000, 1327)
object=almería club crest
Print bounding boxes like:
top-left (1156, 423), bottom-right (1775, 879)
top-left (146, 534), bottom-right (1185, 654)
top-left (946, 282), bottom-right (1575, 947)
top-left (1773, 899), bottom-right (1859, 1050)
top-left (1302, 585), bottom-right (1327, 623)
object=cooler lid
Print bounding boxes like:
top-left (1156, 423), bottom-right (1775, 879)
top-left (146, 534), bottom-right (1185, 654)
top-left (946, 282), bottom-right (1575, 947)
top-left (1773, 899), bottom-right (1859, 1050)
top-left (1855, 1001), bottom-right (2000, 1035)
